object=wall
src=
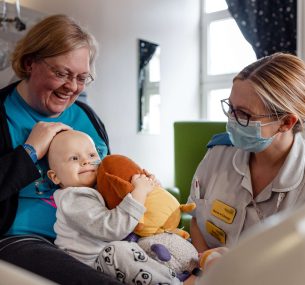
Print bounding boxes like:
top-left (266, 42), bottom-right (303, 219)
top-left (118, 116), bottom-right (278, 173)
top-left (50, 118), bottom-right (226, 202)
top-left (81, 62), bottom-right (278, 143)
top-left (0, 3), bottom-right (45, 88)
top-left (20, 0), bottom-right (200, 187)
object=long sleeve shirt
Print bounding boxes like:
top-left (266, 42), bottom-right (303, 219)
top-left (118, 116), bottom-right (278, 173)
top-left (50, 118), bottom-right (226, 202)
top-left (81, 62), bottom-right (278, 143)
top-left (54, 187), bottom-right (145, 267)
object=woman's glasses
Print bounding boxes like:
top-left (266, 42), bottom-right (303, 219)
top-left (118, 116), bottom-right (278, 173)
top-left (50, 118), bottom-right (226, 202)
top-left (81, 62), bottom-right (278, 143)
top-left (42, 59), bottom-right (94, 86)
top-left (221, 98), bottom-right (284, 127)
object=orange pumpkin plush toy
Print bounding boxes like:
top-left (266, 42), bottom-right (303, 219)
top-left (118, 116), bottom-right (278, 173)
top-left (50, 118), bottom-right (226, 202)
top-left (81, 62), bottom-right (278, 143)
top-left (97, 154), bottom-right (195, 238)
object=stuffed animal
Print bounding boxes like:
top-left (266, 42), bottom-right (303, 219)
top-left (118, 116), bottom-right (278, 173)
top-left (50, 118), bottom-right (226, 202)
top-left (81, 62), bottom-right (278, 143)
top-left (97, 154), bottom-right (195, 238)
top-left (137, 232), bottom-right (198, 275)
top-left (97, 154), bottom-right (198, 278)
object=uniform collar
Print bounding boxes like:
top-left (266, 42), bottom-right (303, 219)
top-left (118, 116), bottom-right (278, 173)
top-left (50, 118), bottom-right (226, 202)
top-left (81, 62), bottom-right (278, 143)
top-left (233, 132), bottom-right (305, 193)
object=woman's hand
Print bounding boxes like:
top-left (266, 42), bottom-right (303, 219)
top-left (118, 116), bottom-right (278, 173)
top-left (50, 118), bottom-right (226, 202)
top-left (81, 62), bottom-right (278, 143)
top-left (130, 174), bottom-right (156, 205)
top-left (24, 122), bottom-right (72, 160)
top-left (199, 247), bottom-right (228, 271)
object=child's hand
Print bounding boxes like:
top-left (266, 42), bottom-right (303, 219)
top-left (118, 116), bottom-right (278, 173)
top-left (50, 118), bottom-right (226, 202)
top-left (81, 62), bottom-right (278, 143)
top-left (143, 169), bottom-right (161, 187)
top-left (131, 174), bottom-right (155, 194)
top-left (130, 174), bottom-right (155, 205)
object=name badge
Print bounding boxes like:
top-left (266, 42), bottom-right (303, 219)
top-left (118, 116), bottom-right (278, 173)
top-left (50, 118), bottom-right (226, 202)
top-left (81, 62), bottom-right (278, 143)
top-left (206, 220), bottom-right (226, 244)
top-left (211, 200), bottom-right (236, 224)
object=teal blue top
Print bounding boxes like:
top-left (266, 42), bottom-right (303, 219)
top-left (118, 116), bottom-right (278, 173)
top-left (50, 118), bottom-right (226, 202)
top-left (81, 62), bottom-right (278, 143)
top-left (4, 88), bottom-right (108, 238)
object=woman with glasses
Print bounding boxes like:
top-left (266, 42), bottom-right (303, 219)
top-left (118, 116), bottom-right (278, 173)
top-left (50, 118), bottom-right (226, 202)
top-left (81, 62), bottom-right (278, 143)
top-left (0, 14), bottom-right (121, 285)
top-left (188, 52), bottom-right (305, 258)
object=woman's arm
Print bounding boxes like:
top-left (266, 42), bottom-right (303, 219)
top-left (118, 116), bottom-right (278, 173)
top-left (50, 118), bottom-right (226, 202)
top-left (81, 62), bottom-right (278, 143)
top-left (0, 121), bottom-right (72, 202)
top-left (24, 122), bottom-right (72, 160)
top-left (0, 146), bottom-right (41, 235)
top-left (0, 83), bottom-right (41, 202)
top-left (0, 146), bottom-right (40, 202)
top-left (190, 217), bottom-right (209, 253)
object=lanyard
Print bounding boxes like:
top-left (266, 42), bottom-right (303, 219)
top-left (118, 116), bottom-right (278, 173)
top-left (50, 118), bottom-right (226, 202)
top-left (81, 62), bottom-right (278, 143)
top-left (252, 192), bottom-right (286, 221)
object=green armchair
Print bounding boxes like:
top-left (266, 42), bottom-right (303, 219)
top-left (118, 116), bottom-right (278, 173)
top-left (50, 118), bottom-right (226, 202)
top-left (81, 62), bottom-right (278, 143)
top-left (173, 121), bottom-right (227, 232)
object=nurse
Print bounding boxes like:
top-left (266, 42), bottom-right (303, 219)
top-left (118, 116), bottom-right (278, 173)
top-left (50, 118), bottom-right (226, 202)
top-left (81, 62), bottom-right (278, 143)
top-left (188, 52), bottom-right (305, 253)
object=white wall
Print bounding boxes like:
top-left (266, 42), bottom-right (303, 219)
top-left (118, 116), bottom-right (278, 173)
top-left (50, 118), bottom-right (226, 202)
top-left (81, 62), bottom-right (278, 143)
top-left (20, 0), bottom-right (200, 187)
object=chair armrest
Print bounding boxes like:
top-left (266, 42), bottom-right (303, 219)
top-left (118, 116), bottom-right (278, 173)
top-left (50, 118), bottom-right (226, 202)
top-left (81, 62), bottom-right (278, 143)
top-left (165, 187), bottom-right (192, 233)
top-left (179, 213), bottom-right (192, 234)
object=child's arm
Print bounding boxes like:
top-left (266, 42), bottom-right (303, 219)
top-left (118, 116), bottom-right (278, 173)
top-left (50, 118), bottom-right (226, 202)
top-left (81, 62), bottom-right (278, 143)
top-left (130, 173), bottom-right (156, 205)
top-left (54, 187), bottom-right (146, 242)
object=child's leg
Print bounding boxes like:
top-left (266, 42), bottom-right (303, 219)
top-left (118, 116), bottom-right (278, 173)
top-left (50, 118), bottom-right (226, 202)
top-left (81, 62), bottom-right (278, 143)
top-left (94, 241), bottom-right (181, 284)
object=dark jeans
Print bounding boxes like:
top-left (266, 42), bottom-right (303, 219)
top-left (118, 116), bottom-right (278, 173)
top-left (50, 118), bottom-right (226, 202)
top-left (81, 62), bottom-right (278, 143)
top-left (0, 235), bottom-right (121, 285)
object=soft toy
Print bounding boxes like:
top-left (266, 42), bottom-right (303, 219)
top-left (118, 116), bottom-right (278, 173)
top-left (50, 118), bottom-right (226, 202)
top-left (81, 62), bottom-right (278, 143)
top-left (137, 232), bottom-right (198, 274)
top-left (97, 154), bottom-right (195, 238)
top-left (97, 154), bottom-right (198, 278)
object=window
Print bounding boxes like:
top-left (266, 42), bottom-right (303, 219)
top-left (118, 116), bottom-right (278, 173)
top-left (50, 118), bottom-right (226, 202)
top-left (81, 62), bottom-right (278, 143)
top-left (201, 0), bottom-right (256, 121)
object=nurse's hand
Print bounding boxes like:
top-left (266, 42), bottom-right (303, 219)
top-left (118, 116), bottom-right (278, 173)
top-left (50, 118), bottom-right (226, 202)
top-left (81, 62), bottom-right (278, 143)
top-left (199, 247), bottom-right (229, 271)
top-left (24, 122), bottom-right (72, 160)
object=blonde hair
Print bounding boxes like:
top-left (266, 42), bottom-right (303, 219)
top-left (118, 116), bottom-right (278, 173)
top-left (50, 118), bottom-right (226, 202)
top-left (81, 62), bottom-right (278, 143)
top-left (11, 14), bottom-right (98, 79)
top-left (234, 52), bottom-right (305, 132)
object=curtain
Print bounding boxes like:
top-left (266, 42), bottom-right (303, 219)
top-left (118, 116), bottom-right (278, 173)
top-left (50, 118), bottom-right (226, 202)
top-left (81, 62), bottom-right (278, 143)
top-left (225, 0), bottom-right (296, 59)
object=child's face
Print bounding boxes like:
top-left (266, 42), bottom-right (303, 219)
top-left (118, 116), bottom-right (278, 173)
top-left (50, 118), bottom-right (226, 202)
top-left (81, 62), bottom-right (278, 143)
top-left (47, 130), bottom-right (100, 188)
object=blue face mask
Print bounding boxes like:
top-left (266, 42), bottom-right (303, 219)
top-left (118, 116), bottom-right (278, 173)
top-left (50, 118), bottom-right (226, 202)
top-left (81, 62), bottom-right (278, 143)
top-left (226, 118), bottom-right (279, 153)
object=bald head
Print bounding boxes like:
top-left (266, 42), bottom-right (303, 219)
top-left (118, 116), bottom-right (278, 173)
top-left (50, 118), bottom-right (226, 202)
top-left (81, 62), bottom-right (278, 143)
top-left (47, 130), bottom-right (99, 188)
top-left (48, 130), bottom-right (94, 169)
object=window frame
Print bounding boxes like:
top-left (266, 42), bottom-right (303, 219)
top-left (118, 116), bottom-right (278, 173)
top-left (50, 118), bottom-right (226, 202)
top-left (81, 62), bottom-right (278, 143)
top-left (201, 0), bottom-right (303, 120)
top-left (200, 2), bottom-right (236, 119)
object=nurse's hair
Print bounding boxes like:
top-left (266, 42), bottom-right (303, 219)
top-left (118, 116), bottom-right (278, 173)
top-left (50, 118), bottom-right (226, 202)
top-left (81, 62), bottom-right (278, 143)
top-left (234, 52), bottom-right (305, 132)
top-left (11, 14), bottom-right (98, 79)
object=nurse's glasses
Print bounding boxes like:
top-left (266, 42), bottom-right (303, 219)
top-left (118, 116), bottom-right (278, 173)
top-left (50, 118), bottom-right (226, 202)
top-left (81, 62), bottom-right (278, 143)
top-left (221, 99), bottom-right (285, 127)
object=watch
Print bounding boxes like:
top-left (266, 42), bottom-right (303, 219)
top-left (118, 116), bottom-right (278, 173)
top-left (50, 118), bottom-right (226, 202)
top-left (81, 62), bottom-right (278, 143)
top-left (23, 143), bottom-right (38, 163)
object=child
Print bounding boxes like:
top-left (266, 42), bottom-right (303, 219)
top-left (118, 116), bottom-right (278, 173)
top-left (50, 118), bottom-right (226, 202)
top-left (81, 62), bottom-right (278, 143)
top-left (47, 130), bottom-right (196, 284)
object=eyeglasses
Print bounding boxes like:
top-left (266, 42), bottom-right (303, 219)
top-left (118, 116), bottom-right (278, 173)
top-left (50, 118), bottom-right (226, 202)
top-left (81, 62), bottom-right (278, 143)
top-left (221, 98), bottom-right (284, 127)
top-left (42, 59), bottom-right (94, 86)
